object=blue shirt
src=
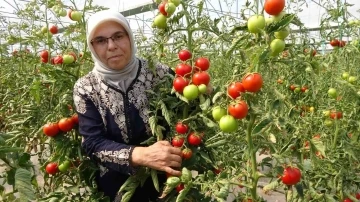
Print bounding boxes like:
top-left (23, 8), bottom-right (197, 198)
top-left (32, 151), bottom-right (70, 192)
top-left (73, 59), bottom-right (171, 201)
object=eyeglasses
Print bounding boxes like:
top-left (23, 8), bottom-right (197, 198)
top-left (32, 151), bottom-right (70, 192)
top-left (90, 31), bottom-right (127, 48)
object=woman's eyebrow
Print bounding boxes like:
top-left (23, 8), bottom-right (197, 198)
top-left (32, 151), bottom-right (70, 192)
top-left (93, 31), bottom-right (127, 39)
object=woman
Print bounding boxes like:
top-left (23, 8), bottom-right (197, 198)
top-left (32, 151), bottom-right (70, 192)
top-left (73, 9), bottom-right (183, 201)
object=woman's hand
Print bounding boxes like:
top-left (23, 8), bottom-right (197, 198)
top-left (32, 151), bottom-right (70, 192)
top-left (131, 141), bottom-right (183, 176)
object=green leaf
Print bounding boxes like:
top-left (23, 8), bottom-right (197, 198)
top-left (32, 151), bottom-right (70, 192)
top-left (263, 180), bottom-right (280, 192)
top-left (199, 114), bottom-right (217, 128)
top-left (199, 150), bottom-right (213, 164)
top-left (15, 168), bottom-right (35, 201)
top-left (151, 169), bottom-right (159, 192)
top-left (199, 97), bottom-right (210, 111)
top-left (159, 100), bottom-right (171, 125)
top-left (149, 116), bottom-right (157, 136)
top-left (265, 14), bottom-right (295, 34)
top-left (252, 117), bottom-right (272, 134)
top-left (310, 139), bottom-right (326, 157)
top-left (294, 183), bottom-right (304, 198)
top-left (229, 24), bottom-right (248, 34)
top-left (18, 153), bottom-right (31, 166)
top-left (0, 146), bottom-right (23, 153)
top-left (212, 92), bottom-right (225, 104)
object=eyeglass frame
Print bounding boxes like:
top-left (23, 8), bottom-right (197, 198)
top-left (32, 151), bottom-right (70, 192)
top-left (90, 31), bottom-right (128, 48)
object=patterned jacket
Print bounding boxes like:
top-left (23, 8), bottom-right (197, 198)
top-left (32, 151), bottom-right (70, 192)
top-left (73, 59), bottom-right (171, 201)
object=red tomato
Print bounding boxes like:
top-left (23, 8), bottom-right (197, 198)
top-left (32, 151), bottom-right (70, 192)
top-left (241, 73), bottom-right (263, 93)
top-left (178, 50), bottom-right (192, 61)
top-left (173, 77), bottom-right (189, 93)
top-left (194, 57), bottom-right (210, 71)
top-left (71, 114), bottom-right (79, 125)
top-left (343, 198), bottom-right (353, 202)
top-left (40, 50), bottom-right (49, 60)
top-left (264, 0), bottom-right (285, 15)
top-left (176, 184), bottom-right (184, 192)
top-left (53, 55), bottom-right (63, 65)
top-left (46, 162), bottom-right (59, 175)
top-left (175, 63), bottom-right (192, 77)
top-left (330, 39), bottom-right (339, 47)
top-left (289, 85), bottom-right (296, 91)
top-left (175, 122), bottom-right (189, 134)
top-left (339, 40), bottom-right (346, 47)
top-left (172, 136), bottom-right (185, 147)
top-left (281, 166), bottom-right (301, 185)
top-left (43, 123), bottom-right (59, 137)
top-left (301, 86), bottom-right (308, 92)
top-left (158, 3), bottom-right (168, 16)
top-left (356, 193), bottom-right (360, 199)
top-left (58, 118), bottom-right (74, 132)
top-left (49, 25), bottom-right (58, 34)
top-left (228, 101), bottom-right (248, 119)
top-left (329, 111), bottom-right (343, 119)
top-left (68, 9), bottom-right (73, 20)
top-left (182, 148), bottom-right (192, 159)
top-left (192, 71), bottom-right (210, 86)
top-left (227, 82), bottom-right (245, 99)
top-left (187, 132), bottom-right (202, 146)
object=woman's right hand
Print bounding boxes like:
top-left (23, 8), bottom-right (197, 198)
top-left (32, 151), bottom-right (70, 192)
top-left (131, 141), bottom-right (183, 176)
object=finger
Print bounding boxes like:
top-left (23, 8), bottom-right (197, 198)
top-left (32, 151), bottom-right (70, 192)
top-left (168, 147), bottom-right (183, 156)
top-left (168, 160), bottom-right (181, 168)
top-left (164, 167), bottom-right (182, 177)
top-left (157, 140), bottom-right (171, 146)
top-left (168, 154), bottom-right (182, 164)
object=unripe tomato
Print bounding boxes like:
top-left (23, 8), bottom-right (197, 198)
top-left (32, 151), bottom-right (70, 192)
top-left (219, 115), bottom-right (238, 133)
top-left (58, 160), bottom-right (71, 172)
top-left (183, 84), bottom-right (199, 100)
top-left (212, 106), bottom-right (227, 121)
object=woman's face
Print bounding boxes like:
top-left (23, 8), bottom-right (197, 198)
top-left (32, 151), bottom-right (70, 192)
top-left (91, 21), bottom-right (132, 70)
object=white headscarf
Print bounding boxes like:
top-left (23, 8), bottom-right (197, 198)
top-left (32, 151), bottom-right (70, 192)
top-left (86, 9), bottom-right (139, 92)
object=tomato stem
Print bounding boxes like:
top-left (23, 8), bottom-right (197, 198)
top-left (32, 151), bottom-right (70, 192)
top-left (246, 113), bottom-right (258, 200)
top-left (332, 119), bottom-right (340, 149)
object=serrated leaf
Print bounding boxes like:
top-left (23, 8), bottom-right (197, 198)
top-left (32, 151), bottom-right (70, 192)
top-left (151, 169), bottom-right (159, 192)
top-left (199, 150), bottom-right (212, 164)
top-left (252, 118), bottom-right (272, 134)
top-left (294, 183), bottom-right (304, 198)
top-left (199, 114), bottom-right (217, 128)
top-left (159, 100), bottom-right (171, 125)
top-left (175, 92), bottom-right (189, 103)
top-left (149, 116), bottom-right (157, 136)
top-left (0, 146), bottom-right (23, 153)
top-left (310, 139), bottom-right (326, 157)
top-left (156, 125), bottom-right (165, 141)
top-left (212, 92), bottom-right (225, 103)
top-left (15, 168), bottom-right (35, 201)
top-left (230, 24), bottom-right (248, 34)
top-left (324, 194), bottom-right (337, 202)
top-left (263, 180), bottom-right (280, 193)
top-left (266, 14), bottom-right (295, 34)
top-left (199, 97), bottom-right (210, 111)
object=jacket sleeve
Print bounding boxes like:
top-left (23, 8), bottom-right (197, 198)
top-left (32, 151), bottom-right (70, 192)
top-left (73, 80), bottom-right (137, 175)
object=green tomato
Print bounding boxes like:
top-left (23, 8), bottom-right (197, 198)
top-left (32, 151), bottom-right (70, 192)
top-left (183, 84), bottom-right (199, 100)
top-left (348, 76), bottom-right (357, 83)
top-left (265, 17), bottom-right (273, 26)
top-left (153, 14), bottom-right (167, 29)
top-left (322, 110), bottom-right (330, 117)
top-left (71, 11), bottom-right (82, 21)
top-left (58, 160), bottom-right (71, 172)
top-left (165, 2), bottom-right (176, 15)
top-left (342, 72), bottom-right (349, 80)
top-left (198, 84), bottom-right (207, 94)
top-left (247, 15), bottom-right (265, 33)
top-left (219, 115), bottom-right (238, 133)
top-left (305, 67), bottom-right (313, 72)
top-left (41, 26), bottom-right (47, 34)
top-left (328, 88), bottom-right (337, 98)
top-left (169, 0), bottom-right (181, 7)
top-left (58, 9), bottom-right (67, 17)
top-left (294, 87), bottom-right (301, 93)
top-left (272, 11), bottom-right (286, 21)
top-left (324, 119), bottom-right (333, 127)
top-left (274, 27), bottom-right (290, 39)
top-left (270, 39), bottom-right (285, 55)
top-left (212, 106), bottom-right (227, 121)
top-left (63, 54), bottom-right (75, 64)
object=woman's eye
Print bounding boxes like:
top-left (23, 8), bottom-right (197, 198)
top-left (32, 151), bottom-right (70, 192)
top-left (113, 34), bottom-right (123, 40)
top-left (95, 38), bottom-right (107, 44)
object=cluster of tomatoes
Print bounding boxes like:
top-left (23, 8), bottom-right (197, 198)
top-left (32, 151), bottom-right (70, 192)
top-left (288, 84), bottom-right (308, 93)
top-left (42, 114), bottom-right (79, 137)
top-left (45, 159), bottom-right (73, 175)
top-left (153, 0), bottom-right (180, 29)
top-left (171, 122), bottom-right (203, 160)
top-left (329, 39), bottom-right (346, 47)
top-left (211, 73), bottom-right (263, 133)
top-left (39, 50), bottom-right (79, 65)
top-left (173, 50), bottom-right (211, 101)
